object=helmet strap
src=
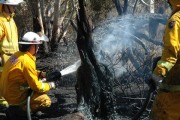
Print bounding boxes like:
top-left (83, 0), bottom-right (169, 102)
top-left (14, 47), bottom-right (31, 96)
top-left (33, 44), bottom-right (39, 56)
top-left (7, 5), bottom-right (13, 17)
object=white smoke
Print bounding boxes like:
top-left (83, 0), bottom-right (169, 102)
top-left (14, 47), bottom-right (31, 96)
top-left (92, 14), bottom-right (163, 78)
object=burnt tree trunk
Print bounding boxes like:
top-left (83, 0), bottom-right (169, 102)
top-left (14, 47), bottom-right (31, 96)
top-left (113, 0), bottom-right (128, 15)
top-left (50, 0), bottom-right (61, 52)
top-left (75, 0), bottom-right (115, 119)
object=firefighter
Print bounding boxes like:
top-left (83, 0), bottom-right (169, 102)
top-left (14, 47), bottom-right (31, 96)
top-left (150, 0), bottom-right (180, 119)
top-left (0, 0), bottom-right (24, 110)
top-left (0, 32), bottom-right (55, 119)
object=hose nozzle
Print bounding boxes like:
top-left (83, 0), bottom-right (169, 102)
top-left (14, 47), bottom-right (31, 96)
top-left (46, 70), bottom-right (62, 81)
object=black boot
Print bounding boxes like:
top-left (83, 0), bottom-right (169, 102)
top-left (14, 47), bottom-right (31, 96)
top-left (6, 106), bottom-right (27, 120)
top-left (31, 110), bottom-right (48, 119)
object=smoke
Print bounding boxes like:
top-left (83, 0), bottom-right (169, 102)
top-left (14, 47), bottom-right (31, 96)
top-left (90, 14), bottom-right (166, 119)
top-left (92, 14), bottom-right (163, 78)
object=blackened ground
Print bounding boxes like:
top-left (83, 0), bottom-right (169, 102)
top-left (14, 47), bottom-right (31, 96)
top-left (39, 86), bottom-right (79, 120)
top-left (0, 86), bottom-right (83, 120)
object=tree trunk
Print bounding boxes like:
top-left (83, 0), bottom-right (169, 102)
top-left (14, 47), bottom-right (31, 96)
top-left (114, 0), bottom-right (122, 15)
top-left (39, 0), bottom-right (49, 53)
top-left (150, 0), bottom-right (154, 13)
top-left (51, 0), bottom-right (61, 51)
top-left (76, 0), bottom-right (115, 119)
top-left (37, 0), bottom-right (49, 53)
top-left (123, 0), bottom-right (128, 14)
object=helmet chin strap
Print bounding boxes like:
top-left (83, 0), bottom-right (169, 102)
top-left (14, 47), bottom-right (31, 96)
top-left (33, 44), bottom-right (39, 56)
top-left (7, 5), bottom-right (13, 17)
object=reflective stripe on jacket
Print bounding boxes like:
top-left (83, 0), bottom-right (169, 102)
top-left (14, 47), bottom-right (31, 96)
top-left (0, 51), bottom-right (50, 105)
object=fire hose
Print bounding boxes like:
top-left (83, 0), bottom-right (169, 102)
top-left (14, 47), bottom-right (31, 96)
top-left (27, 70), bottom-right (62, 120)
top-left (132, 56), bottom-right (161, 120)
top-left (132, 79), bottom-right (156, 120)
top-left (27, 89), bottom-right (33, 120)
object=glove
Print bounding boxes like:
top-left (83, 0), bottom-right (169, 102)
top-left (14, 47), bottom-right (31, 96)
top-left (48, 82), bottom-right (56, 89)
top-left (46, 70), bottom-right (62, 81)
top-left (39, 78), bottom-right (46, 83)
top-left (149, 74), bottom-right (163, 90)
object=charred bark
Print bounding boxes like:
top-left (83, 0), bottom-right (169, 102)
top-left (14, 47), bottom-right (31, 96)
top-left (113, 0), bottom-right (128, 15)
top-left (76, 0), bottom-right (116, 119)
top-left (123, 0), bottom-right (128, 14)
top-left (33, 16), bottom-right (42, 33)
top-left (113, 0), bottom-right (122, 15)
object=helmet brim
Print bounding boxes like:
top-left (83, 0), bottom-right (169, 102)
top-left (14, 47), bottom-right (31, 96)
top-left (18, 41), bottom-right (42, 44)
top-left (0, 1), bottom-right (24, 5)
top-left (40, 35), bottom-right (49, 42)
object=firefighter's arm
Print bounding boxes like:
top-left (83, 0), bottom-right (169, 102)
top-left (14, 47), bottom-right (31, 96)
top-left (151, 18), bottom-right (180, 88)
top-left (151, 48), bottom-right (177, 89)
top-left (0, 21), bottom-right (5, 65)
top-left (0, 21), bottom-right (5, 41)
top-left (153, 50), bottom-right (177, 77)
top-left (153, 18), bottom-right (179, 77)
top-left (24, 63), bottom-right (55, 93)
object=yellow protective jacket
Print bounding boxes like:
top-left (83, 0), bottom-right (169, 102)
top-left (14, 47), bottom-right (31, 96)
top-left (149, 1), bottom-right (180, 120)
top-left (153, 1), bottom-right (180, 86)
top-left (0, 51), bottom-right (50, 105)
top-left (0, 5), bottom-right (19, 71)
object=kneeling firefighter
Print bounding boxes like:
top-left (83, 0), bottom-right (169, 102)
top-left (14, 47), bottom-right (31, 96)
top-left (149, 0), bottom-right (180, 120)
top-left (0, 32), bottom-right (61, 120)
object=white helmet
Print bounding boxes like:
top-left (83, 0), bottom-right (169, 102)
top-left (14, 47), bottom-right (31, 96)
top-left (0, 0), bottom-right (24, 5)
top-left (19, 32), bottom-right (49, 45)
top-left (39, 34), bottom-right (49, 42)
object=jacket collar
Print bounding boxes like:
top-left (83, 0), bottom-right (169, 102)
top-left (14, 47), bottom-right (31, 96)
top-left (26, 52), bottom-right (36, 61)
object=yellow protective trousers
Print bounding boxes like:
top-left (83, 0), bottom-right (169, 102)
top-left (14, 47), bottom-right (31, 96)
top-left (22, 92), bottom-right (51, 113)
top-left (150, 91), bottom-right (180, 120)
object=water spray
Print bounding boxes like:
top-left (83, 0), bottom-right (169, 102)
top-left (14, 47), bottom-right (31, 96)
top-left (60, 60), bottom-right (81, 76)
top-left (46, 60), bottom-right (81, 81)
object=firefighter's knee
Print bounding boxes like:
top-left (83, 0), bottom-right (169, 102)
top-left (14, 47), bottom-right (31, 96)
top-left (30, 93), bottom-right (51, 112)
